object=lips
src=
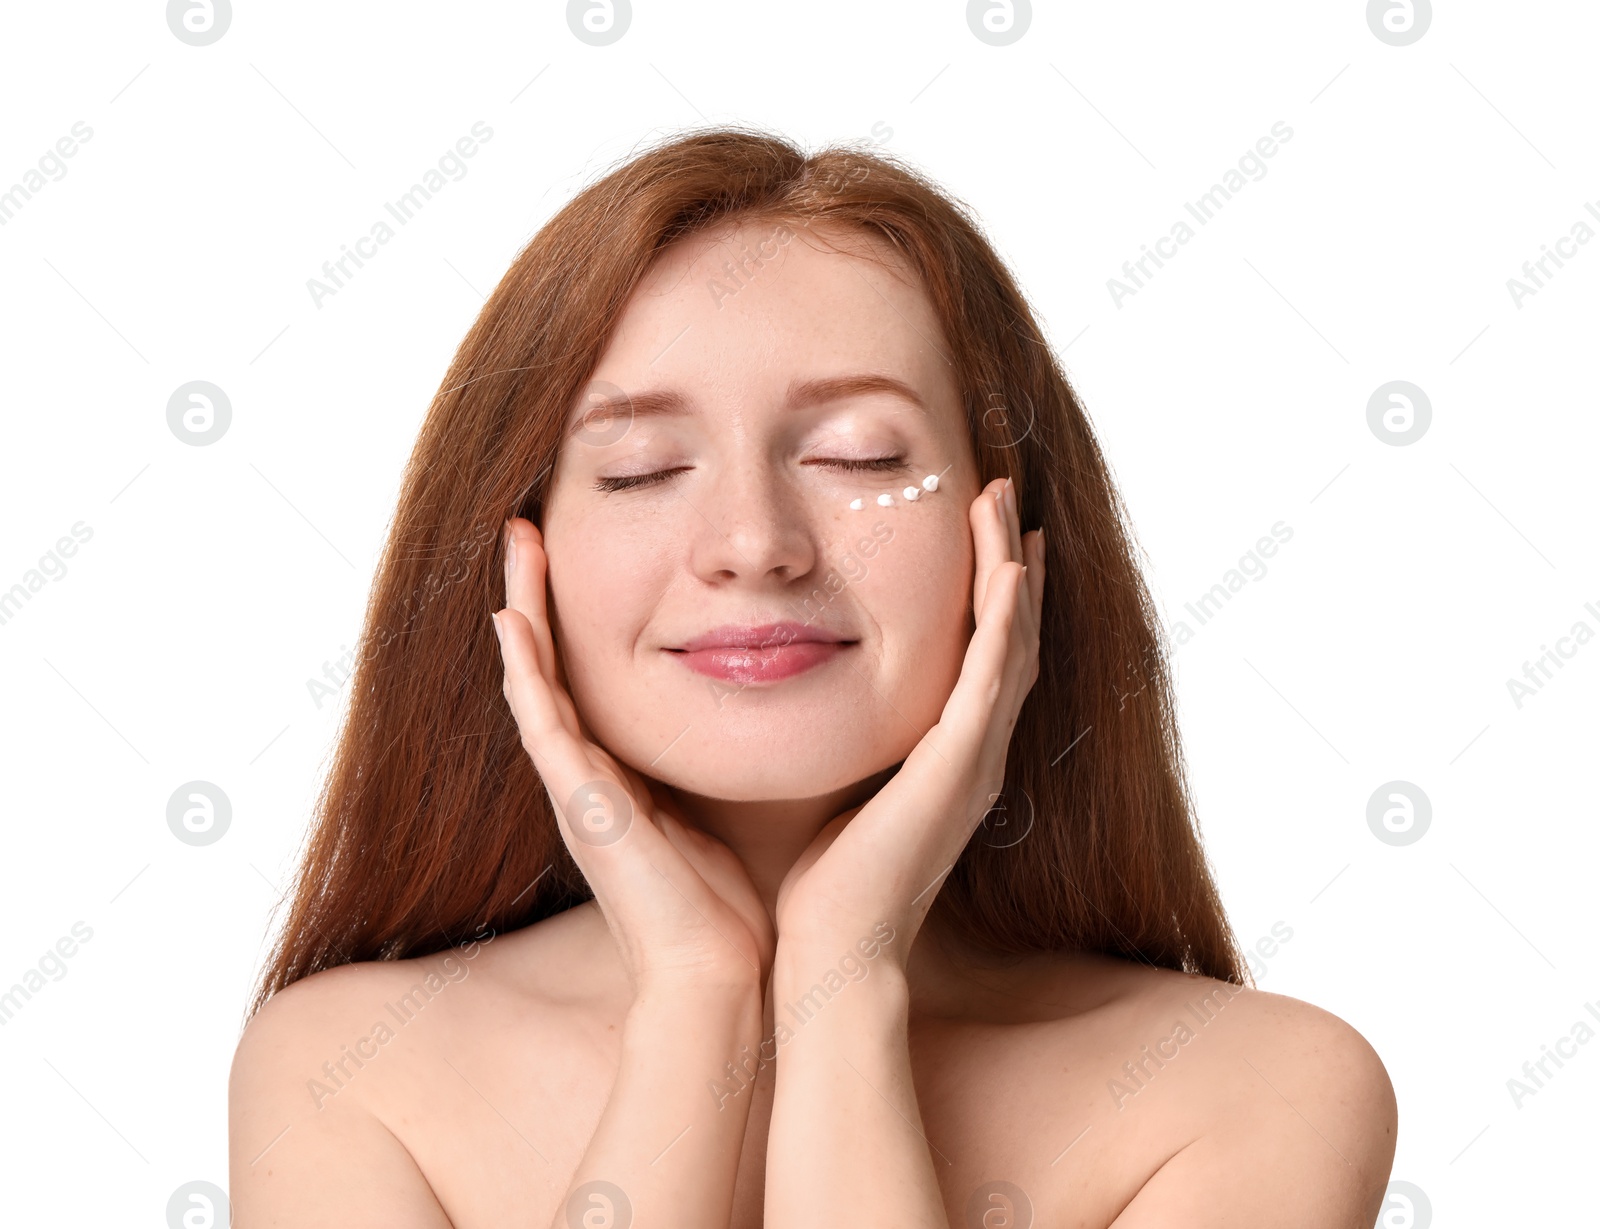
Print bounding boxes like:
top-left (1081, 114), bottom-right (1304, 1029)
top-left (668, 621), bottom-right (855, 684)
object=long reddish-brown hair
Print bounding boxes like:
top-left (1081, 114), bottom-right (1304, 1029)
top-left (247, 124), bottom-right (1247, 1021)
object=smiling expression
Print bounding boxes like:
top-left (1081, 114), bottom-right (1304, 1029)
top-left (539, 218), bottom-right (982, 801)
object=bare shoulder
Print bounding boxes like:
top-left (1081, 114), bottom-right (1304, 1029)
top-left (1101, 964), bottom-right (1398, 1227)
top-left (228, 957), bottom-right (457, 1227)
top-left (228, 906), bottom-right (616, 1227)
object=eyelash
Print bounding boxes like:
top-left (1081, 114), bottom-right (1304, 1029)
top-left (592, 456), bottom-right (908, 493)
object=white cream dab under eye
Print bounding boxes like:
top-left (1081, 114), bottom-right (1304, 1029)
top-left (853, 472), bottom-right (941, 510)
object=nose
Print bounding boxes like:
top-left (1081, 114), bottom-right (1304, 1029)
top-left (683, 455), bottom-right (817, 586)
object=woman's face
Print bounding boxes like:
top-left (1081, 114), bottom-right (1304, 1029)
top-left (540, 218), bottom-right (981, 802)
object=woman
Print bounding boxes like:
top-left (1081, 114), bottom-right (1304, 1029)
top-left (229, 126), bottom-right (1396, 1227)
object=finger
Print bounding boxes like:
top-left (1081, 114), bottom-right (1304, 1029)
top-left (963, 483), bottom-right (1034, 767)
top-left (494, 605), bottom-right (581, 776)
top-left (1000, 543), bottom-right (1042, 725)
top-left (657, 811), bottom-right (777, 959)
top-left (976, 555), bottom-right (1033, 742)
top-left (997, 499), bottom-right (1044, 694)
top-left (774, 808), bottom-right (860, 919)
top-left (503, 693), bottom-right (675, 910)
top-left (808, 512), bottom-right (1037, 906)
top-left (1023, 527), bottom-right (1045, 626)
top-left (494, 577), bottom-right (769, 982)
top-left (877, 560), bottom-right (1029, 861)
top-left (1025, 544), bottom-right (1044, 699)
top-left (504, 518), bottom-right (598, 744)
top-left (1001, 475), bottom-right (1024, 564)
top-left (960, 556), bottom-right (1033, 756)
top-left (992, 468), bottom-right (1041, 665)
top-left (971, 477), bottom-right (1011, 620)
top-left (793, 564), bottom-right (1030, 920)
top-left (498, 612), bottom-right (628, 863)
top-left (1008, 525), bottom-right (1041, 656)
top-left (505, 518), bottom-right (558, 685)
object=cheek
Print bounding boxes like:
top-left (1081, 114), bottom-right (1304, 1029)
top-left (837, 504), bottom-right (972, 655)
top-left (545, 527), bottom-right (658, 685)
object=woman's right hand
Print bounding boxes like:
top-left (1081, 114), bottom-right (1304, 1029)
top-left (493, 516), bottom-right (775, 1002)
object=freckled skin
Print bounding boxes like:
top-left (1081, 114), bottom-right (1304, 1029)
top-left (540, 220), bottom-right (982, 802)
top-left (228, 219), bottom-right (1397, 1229)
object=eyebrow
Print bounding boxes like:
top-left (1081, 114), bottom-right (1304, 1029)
top-left (565, 373), bottom-right (928, 438)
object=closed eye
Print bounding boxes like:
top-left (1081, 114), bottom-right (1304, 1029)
top-left (592, 468), bottom-right (690, 493)
top-left (592, 456), bottom-right (907, 493)
top-left (821, 456), bottom-right (908, 473)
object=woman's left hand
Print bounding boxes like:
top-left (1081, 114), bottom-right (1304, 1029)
top-left (773, 475), bottom-right (1045, 960)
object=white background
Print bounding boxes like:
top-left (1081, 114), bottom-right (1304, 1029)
top-left (1, 2), bottom-right (1594, 1224)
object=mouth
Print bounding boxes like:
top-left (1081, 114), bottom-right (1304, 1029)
top-left (666, 621), bottom-right (857, 685)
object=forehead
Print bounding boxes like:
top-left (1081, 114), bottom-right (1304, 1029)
top-left (584, 218), bottom-right (957, 421)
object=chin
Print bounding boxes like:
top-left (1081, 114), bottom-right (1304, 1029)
top-left (569, 663), bottom-right (939, 803)
top-left (638, 737), bottom-right (895, 803)
top-left (583, 703), bottom-right (908, 803)
top-left (653, 765), bottom-right (823, 804)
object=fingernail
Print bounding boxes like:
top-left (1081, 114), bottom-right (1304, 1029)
top-left (491, 612), bottom-right (503, 645)
top-left (506, 531), bottom-right (518, 576)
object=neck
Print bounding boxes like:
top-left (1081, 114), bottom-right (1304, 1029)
top-left (660, 766), bottom-right (897, 919)
top-left (652, 771), bottom-right (1018, 1016)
